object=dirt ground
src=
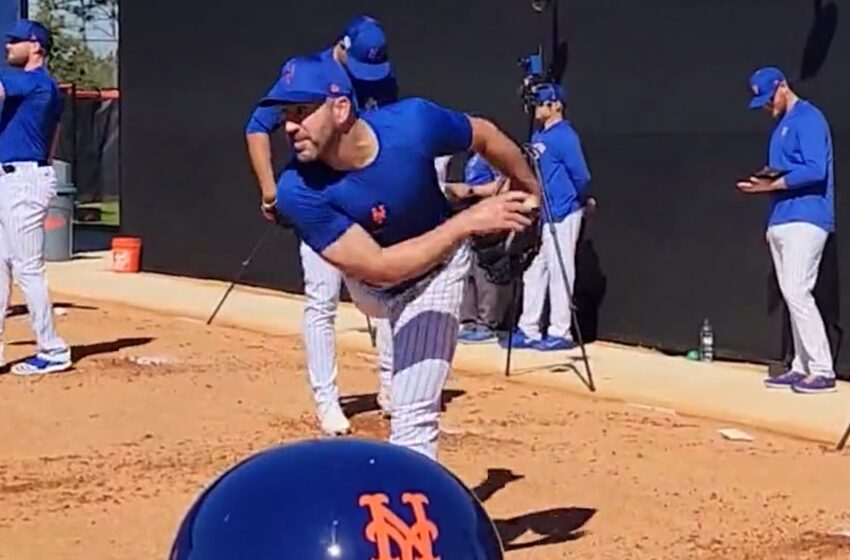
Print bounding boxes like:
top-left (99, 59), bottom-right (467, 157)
top-left (1, 294), bottom-right (849, 560)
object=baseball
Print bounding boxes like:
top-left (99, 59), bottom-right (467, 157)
top-left (522, 195), bottom-right (541, 212)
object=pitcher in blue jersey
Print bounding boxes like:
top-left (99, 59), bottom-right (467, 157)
top-left (504, 83), bottom-right (591, 352)
top-left (0, 19), bottom-right (71, 376)
top-left (264, 54), bottom-right (540, 460)
top-left (737, 66), bottom-right (837, 394)
top-left (245, 15), bottom-right (398, 437)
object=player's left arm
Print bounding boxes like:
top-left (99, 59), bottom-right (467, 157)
top-left (468, 117), bottom-right (540, 201)
top-left (775, 113), bottom-right (829, 191)
top-left (418, 98), bottom-right (539, 202)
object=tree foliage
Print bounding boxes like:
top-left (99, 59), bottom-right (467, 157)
top-left (32, 0), bottom-right (118, 89)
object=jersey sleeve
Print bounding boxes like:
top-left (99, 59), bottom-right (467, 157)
top-left (1, 71), bottom-right (37, 98)
top-left (411, 98), bottom-right (473, 156)
top-left (245, 78), bottom-right (284, 134)
top-left (783, 110), bottom-right (829, 190)
top-left (276, 166), bottom-right (354, 254)
top-left (245, 104), bottom-right (282, 134)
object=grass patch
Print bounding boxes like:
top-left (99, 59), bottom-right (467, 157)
top-left (75, 200), bottom-right (120, 227)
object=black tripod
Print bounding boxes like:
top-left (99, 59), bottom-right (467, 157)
top-left (502, 144), bottom-right (594, 392)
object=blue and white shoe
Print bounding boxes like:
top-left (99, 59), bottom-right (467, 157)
top-left (534, 336), bottom-right (578, 351)
top-left (498, 330), bottom-right (537, 349)
top-left (11, 351), bottom-right (72, 376)
top-left (458, 326), bottom-right (496, 344)
top-left (763, 370), bottom-right (806, 390)
top-left (792, 375), bottom-right (838, 394)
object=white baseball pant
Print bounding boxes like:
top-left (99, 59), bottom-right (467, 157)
top-left (767, 222), bottom-right (835, 378)
top-left (518, 208), bottom-right (584, 341)
top-left (299, 242), bottom-right (392, 417)
top-left (345, 243), bottom-right (471, 460)
top-left (0, 163), bottom-right (68, 363)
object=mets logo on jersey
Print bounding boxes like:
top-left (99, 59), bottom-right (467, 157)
top-left (532, 142), bottom-right (546, 155)
top-left (359, 492), bottom-right (440, 560)
top-left (371, 204), bottom-right (387, 228)
top-left (364, 97), bottom-right (379, 110)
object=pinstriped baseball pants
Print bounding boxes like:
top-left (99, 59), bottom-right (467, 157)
top-left (345, 243), bottom-right (471, 461)
top-left (767, 222), bottom-right (835, 378)
top-left (299, 242), bottom-right (393, 417)
top-left (0, 164), bottom-right (68, 362)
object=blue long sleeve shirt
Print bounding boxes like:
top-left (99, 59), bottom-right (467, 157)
top-left (531, 119), bottom-right (591, 222)
top-left (767, 99), bottom-right (834, 232)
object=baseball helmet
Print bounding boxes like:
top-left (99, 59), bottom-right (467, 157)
top-left (168, 438), bottom-right (504, 559)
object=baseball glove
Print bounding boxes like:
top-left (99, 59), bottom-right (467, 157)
top-left (471, 217), bottom-right (541, 285)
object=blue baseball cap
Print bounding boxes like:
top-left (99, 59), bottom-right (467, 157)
top-left (748, 66), bottom-right (785, 109)
top-left (535, 83), bottom-right (566, 104)
top-left (6, 19), bottom-right (51, 51)
top-left (259, 54), bottom-right (354, 106)
top-left (341, 17), bottom-right (391, 81)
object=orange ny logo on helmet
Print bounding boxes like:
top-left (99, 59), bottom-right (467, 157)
top-left (371, 204), bottom-right (387, 227)
top-left (359, 492), bottom-right (440, 560)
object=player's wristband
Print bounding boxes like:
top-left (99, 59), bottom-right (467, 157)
top-left (261, 199), bottom-right (277, 211)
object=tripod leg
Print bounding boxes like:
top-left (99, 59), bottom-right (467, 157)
top-left (525, 145), bottom-right (595, 391)
top-left (366, 315), bottom-right (377, 347)
top-left (206, 226), bottom-right (275, 325)
top-left (504, 279), bottom-right (521, 377)
top-left (837, 415), bottom-right (850, 451)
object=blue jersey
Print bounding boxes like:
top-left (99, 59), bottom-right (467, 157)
top-left (245, 48), bottom-right (399, 135)
top-left (464, 153), bottom-right (498, 186)
top-left (0, 67), bottom-right (63, 162)
top-left (276, 98), bottom-right (472, 256)
top-left (531, 120), bottom-right (591, 222)
top-left (767, 100), bottom-right (834, 232)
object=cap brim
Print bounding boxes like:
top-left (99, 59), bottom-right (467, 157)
top-left (259, 90), bottom-right (327, 107)
top-left (5, 31), bottom-right (29, 40)
top-left (749, 92), bottom-right (773, 109)
top-left (345, 58), bottom-right (390, 81)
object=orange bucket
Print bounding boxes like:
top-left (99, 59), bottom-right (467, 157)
top-left (111, 237), bottom-right (142, 273)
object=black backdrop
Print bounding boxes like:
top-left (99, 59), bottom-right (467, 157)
top-left (120, 0), bottom-right (849, 371)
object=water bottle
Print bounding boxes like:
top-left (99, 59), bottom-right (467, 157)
top-left (700, 318), bottom-right (714, 363)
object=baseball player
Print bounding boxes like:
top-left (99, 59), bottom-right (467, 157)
top-left (0, 20), bottom-right (70, 376)
top-left (503, 83), bottom-right (591, 351)
top-left (263, 54), bottom-right (540, 459)
top-left (245, 15), bottom-right (398, 436)
top-left (737, 66), bottom-right (837, 394)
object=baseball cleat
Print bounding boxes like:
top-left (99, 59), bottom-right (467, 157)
top-left (791, 375), bottom-right (837, 394)
top-left (319, 404), bottom-right (351, 436)
top-left (764, 370), bottom-right (806, 390)
top-left (11, 351), bottom-right (72, 376)
top-left (498, 330), bottom-right (536, 350)
top-left (534, 336), bottom-right (577, 351)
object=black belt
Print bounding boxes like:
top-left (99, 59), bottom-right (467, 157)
top-left (2, 161), bottom-right (50, 173)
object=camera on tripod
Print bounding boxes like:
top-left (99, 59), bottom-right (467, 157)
top-left (517, 48), bottom-right (546, 114)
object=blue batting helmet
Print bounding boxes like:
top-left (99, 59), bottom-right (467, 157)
top-left (168, 438), bottom-right (504, 559)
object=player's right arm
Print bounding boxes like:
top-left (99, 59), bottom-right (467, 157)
top-left (279, 168), bottom-right (534, 288)
top-left (323, 192), bottom-right (533, 287)
top-left (245, 100), bottom-right (283, 220)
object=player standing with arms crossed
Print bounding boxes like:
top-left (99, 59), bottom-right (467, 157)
top-left (263, 54), bottom-right (540, 460)
top-left (245, 16), bottom-right (397, 435)
top-left (504, 83), bottom-right (591, 351)
top-left (0, 20), bottom-right (70, 376)
top-left (737, 66), bottom-right (837, 394)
